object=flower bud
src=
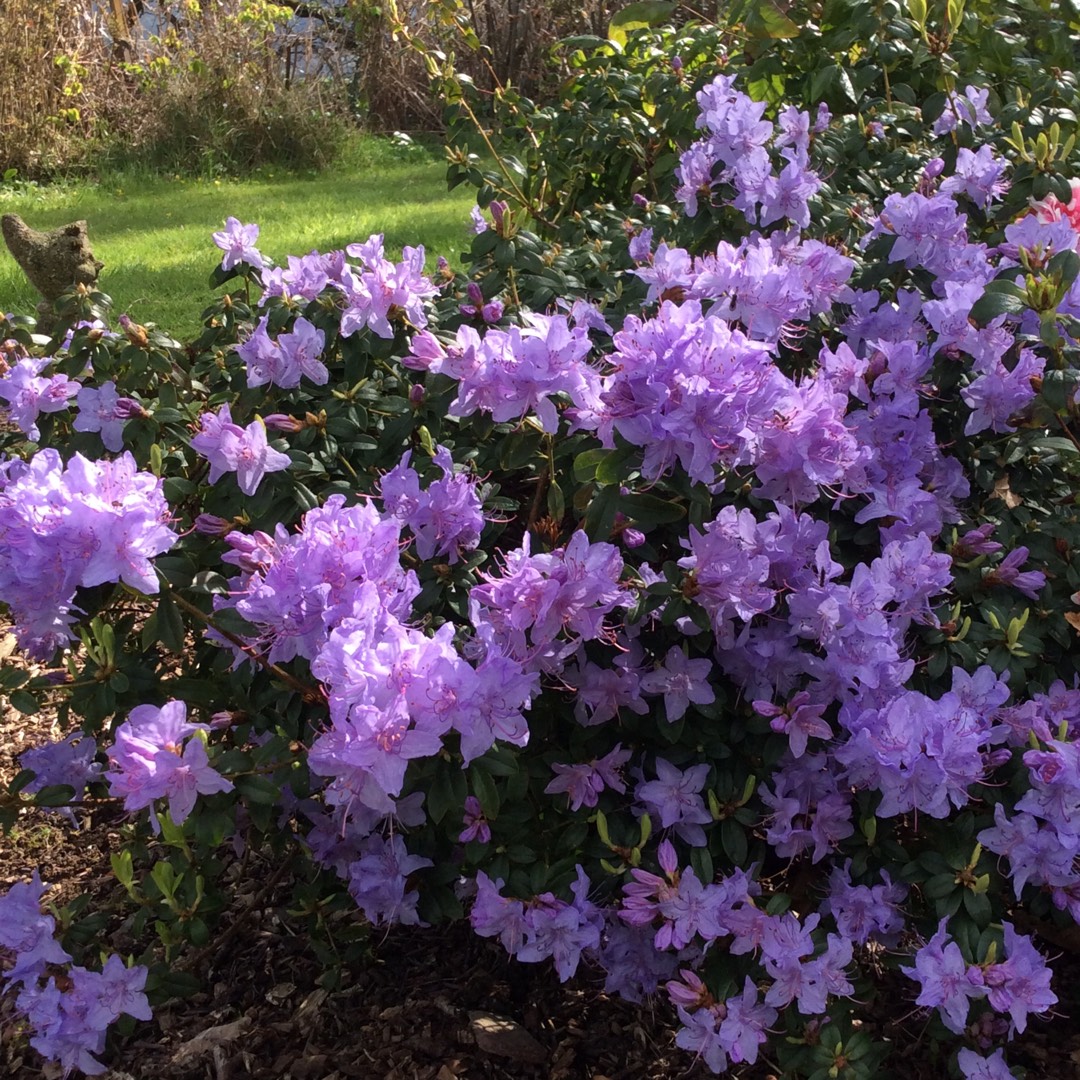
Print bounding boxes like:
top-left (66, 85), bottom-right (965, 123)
top-left (194, 513), bottom-right (232, 536)
top-left (118, 313), bottom-right (150, 348)
top-left (263, 412), bottom-right (304, 432)
top-left (114, 397), bottom-right (149, 419)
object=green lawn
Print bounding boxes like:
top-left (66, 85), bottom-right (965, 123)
top-left (0, 140), bottom-right (473, 342)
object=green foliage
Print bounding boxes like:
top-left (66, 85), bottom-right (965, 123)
top-left (441, 0), bottom-right (1080, 261)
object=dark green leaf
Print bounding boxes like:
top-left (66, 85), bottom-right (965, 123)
top-left (8, 690), bottom-right (39, 715)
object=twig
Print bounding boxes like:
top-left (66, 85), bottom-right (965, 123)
top-left (163, 582), bottom-right (324, 705)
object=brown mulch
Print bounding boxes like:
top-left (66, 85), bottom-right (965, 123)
top-left (5, 685), bottom-right (1080, 1079)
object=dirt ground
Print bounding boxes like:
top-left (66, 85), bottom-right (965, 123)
top-left (4, 695), bottom-right (1080, 1080)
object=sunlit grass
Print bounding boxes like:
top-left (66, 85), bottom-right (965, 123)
top-left (0, 137), bottom-right (472, 342)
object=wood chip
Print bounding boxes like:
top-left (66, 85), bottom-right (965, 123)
top-left (171, 1016), bottom-right (252, 1064)
top-left (468, 1011), bottom-right (547, 1065)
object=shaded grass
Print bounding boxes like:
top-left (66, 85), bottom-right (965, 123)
top-left (0, 138), bottom-right (472, 343)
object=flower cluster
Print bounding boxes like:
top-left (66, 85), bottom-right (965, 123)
top-left (468, 529), bottom-right (632, 672)
top-left (105, 701), bottom-right (233, 826)
top-left (236, 315), bottom-right (328, 389)
top-left (380, 444), bottom-right (484, 563)
top-left (337, 235), bottom-right (438, 339)
top-left (0, 873), bottom-right (151, 1076)
top-left (0, 450), bottom-right (177, 658)
top-left (674, 76), bottom-right (823, 227)
top-left (405, 313), bottom-right (600, 434)
top-left (190, 403), bottom-right (292, 496)
top-left (0, 356), bottom-right (80, 440)
top-left (902, 920), bottom-right (1056, 1036)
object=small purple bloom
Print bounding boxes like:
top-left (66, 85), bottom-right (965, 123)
top-left (191, 406), bottom-right (292, 496)
top-left (459, 795), bottom-right (491, 844)
top-left (639, 647), bottom-right (715, 722)
top-left (984, 546), bottom-right (1046, 600)
top-left (0, 357), bottom-right (80, 440)
top-left (74, 381), bottom-right (127, 452)
top-left (635, 758), bottom-right (712, 846)
top-left (957, 1048), bottom-right (1018, 1079)
top-left (901, 919), bottom-right (986, 1033)
top-left (469, 206), bottom-right (489, 234)
top-left (212, 216), bottom-right (265, 271)
top-left (545, 743), bottom-right (632, 811)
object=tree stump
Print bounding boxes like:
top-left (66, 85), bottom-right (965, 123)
top-left (1, 214), bottom-right (104, 332)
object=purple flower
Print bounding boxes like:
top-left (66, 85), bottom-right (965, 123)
top-left (347, 833), bottom-right (432, 926)
top-left (407, 312), bottom-right (600, 435)
top-left (957, 1048), bottom-right (1018, 1079)
top-left (470, 871), bottom-right (527, 954)
top-left (932, 85), bottom-right (993, 135)
top-left (545, 743), bottom-right (632, 811)
top-left (191, 406), bottom-right (292, 496)
top-left (105, 700), bottom-right (234, 825)
top-left (212, 216), bottom-right (265, 271)
top-left (81, 954), bottom-right (152, 1028)
top-left (468, 529), bottom-right (631, 672)
top-left (0, 450), bottom-right (177, 658)
top-left (635, 758), bottom-right (712, 846)
top-left (469, 206), bottom-right (489, 234)
top-left (0, 872), bottom-right (72, 987)
top-left (823, 861), bottom-right (907, 944)
top-left (952, 523), bottom-right (1003, 559)
top-left (720, 977), bottom-right (777, 1064)
top-left (0, 357), bottom-right (80, 440)
top-left (277, 316), bottom-right (329, 386)
top-left (675, 1003), bottom-right (730, 1073)
top-left (628, 228), bottom-right (654, 264)
top-left (18, 733), bottom-right (102, 822)
top-left (901, 919), bottom-right (986, 1033)
top-left (228, 418), bottom-right (292, 496)
top-left (459, 282), bottom-right (504, 324)
top-left (983, 546), bottom-right (1045, 600)
top-left (941, 146), bottom-right (1011, 209)
top-left (982, 922), bottom-right (1057, 1034)
top-left (754, 690), bottom-right (832, 758)
top-left (381, 445), bottom-right (484, 564)
top-left (74, 381), bottom-right (126, 452)
top-left (518, 887), bottom-right (601, 982)
top-left (459, 795), bottom-right (491, 844)
top-left (962, 348), bottom-right (1043, 435)
top-left (337, 237), bottom-right (438, 339)
top-left (639, 647), bottom-right (715, 722)
top-left (190, 402), bottom-right (242, 483)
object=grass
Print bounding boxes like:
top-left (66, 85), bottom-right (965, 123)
top-left (0, 136), bottom-right (473, 342)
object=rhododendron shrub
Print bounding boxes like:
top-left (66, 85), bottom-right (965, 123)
top-left (6, 29), bottom-right (1080, 1080)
